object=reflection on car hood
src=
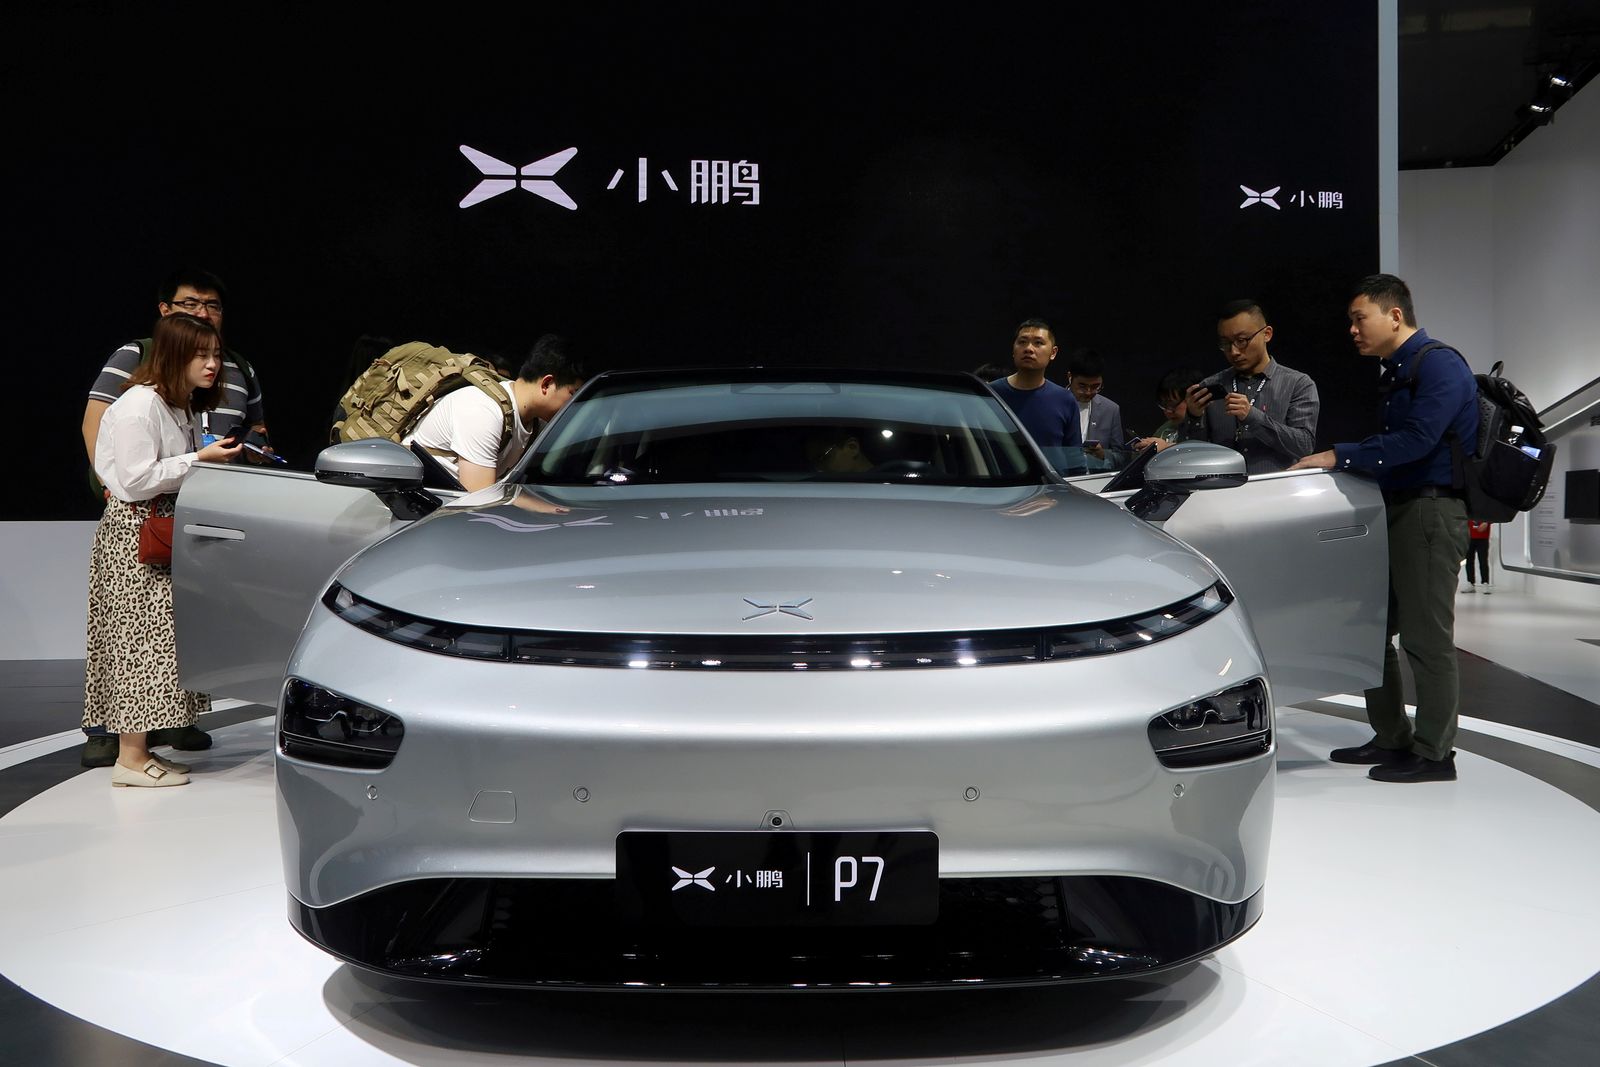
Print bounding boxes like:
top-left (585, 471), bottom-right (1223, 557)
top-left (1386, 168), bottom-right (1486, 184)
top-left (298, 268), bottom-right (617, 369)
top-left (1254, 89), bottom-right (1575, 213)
top-left (333, 484), bottom-right (1219, 633)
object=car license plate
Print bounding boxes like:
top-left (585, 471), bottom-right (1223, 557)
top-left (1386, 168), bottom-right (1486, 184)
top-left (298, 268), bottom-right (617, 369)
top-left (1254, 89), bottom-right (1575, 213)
top-left (616, 830), bottom-right (938, 926)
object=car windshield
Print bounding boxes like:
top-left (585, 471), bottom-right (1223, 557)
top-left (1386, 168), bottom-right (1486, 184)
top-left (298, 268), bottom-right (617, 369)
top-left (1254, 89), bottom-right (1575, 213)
top-left (523, 371), bottom-right (1047, 486)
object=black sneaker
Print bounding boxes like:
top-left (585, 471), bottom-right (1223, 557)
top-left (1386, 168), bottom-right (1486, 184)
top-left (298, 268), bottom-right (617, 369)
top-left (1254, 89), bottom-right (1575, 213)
top-left (80, 734), bottom-right (118, 768)
top-left (1368, 752), bottom-right (1457, 783)
top-left (147, 725), bottom-right (214, 751)
top-left (1328, 738), bottom-right (1410, 765)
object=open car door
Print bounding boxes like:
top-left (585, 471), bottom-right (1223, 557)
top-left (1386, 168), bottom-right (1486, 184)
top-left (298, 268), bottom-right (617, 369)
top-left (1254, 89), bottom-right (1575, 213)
top-left (172, 463), bottom-right (416, 706)
top-left (1076, 461), bottom-right (1388, 707)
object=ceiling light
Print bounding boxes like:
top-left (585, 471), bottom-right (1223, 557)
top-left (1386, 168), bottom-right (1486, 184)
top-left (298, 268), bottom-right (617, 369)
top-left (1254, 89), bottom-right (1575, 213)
top-left (1521, 96), bottom-right (1557, 125)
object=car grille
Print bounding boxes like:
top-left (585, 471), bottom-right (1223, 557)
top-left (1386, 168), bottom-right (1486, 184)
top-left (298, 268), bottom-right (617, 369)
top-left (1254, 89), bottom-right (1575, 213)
top-left (322, 581), bottom-right (1233, 670)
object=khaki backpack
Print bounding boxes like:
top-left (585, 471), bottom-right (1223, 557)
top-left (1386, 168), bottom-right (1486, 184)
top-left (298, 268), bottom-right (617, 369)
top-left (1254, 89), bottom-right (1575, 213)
top-left (331, 342), bottom-right (513, 448)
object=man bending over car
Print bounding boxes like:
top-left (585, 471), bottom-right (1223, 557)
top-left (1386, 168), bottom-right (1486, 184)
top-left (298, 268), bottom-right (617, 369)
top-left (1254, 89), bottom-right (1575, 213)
top-left (403, 334), bottom-right (585, 492)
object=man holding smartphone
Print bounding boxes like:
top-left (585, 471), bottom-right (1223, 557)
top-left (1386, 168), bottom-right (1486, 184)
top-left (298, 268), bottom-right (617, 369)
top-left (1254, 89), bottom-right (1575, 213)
top-left (1181, 299), bottom-right (1319, 473)
top-left (1067, 348), bottom-right (1124, 468)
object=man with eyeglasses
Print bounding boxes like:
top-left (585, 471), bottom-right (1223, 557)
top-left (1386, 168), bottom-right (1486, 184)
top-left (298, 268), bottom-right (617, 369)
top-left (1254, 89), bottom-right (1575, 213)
top-left (1179, 299), bottom-right (1319, 473)
top-left (82, 269), bottom-right (267, 463)
top-left (76, 268), bottom-right (269, 765)
top-left (1133, 368), bottom-right (1206, 453)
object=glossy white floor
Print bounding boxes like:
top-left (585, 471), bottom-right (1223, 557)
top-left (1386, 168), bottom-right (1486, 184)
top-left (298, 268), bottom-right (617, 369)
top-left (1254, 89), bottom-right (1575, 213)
top-left (1453, 574), bottom-right (1600, 706)
top-left (3, 701), bottom-right (1600, 1067)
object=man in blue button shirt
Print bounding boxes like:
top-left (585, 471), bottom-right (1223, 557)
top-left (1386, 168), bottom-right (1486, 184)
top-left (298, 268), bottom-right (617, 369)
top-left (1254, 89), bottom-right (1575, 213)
top-left (1291, 274), bottom-right (1478, 783)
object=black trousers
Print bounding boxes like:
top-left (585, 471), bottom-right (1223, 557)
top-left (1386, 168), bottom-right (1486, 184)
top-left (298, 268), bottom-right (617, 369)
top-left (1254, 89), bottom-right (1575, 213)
top-left (1465, 539), bottom-right (1490, 583)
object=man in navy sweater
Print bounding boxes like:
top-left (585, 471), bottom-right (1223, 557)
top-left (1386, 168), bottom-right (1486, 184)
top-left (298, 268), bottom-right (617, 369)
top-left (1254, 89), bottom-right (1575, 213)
top-left (988, 319), bottom-right (1083, 464)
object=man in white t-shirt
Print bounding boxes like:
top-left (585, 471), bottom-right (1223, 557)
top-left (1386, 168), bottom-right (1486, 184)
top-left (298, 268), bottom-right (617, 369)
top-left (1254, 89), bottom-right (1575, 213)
top-left (403, 334), bottom-right (585, 491)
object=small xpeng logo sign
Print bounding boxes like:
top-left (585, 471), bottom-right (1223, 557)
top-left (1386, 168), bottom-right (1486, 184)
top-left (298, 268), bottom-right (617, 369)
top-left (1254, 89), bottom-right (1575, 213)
top-left (459, 145), bottom-right (579, 210)
top-left (1239, 184), bottom-right (1281, 210)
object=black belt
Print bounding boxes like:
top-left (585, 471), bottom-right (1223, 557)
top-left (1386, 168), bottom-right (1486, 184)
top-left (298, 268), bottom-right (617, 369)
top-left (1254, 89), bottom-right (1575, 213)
top-left (1383, 485), bottom-right (1464, 504)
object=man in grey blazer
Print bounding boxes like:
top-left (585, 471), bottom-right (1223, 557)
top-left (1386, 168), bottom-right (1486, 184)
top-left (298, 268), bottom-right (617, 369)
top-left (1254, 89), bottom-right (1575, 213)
top-left (1067, 348), bottom-right (1124, 466)
top-left (1182, 299), bottom-right (1320, 473)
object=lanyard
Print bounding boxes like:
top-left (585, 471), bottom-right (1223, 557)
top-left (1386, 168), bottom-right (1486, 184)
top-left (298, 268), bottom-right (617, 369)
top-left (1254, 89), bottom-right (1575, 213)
top-left (1231, 373), bottom-right (1268, 441)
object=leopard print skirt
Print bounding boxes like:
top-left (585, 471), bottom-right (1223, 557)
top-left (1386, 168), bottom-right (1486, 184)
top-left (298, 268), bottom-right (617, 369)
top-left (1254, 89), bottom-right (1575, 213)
top-left (82, 495), bottom-right (211, 734)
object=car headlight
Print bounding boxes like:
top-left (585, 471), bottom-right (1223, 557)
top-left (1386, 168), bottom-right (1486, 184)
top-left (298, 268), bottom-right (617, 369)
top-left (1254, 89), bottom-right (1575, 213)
top-left (1049, 581), bottom-right (1232, 659)
top-left (1147, 678), bottom-right (1271, 768)
top-left (281, 678), bottom-right (405, 769)
top-left (324, 584), bottom-right (509, 660)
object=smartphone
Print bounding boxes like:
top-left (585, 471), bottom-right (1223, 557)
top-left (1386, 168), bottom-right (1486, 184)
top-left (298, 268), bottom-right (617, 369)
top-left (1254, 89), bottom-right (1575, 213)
top-left (239, 440), bottom-right (288, 464)
top-left (1083, 439), bottom-right (1100, 449)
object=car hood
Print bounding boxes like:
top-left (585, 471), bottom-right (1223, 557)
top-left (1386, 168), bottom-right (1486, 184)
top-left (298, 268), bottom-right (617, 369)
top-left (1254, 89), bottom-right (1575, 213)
top-left (333, 483), bottom-right (1220, 633)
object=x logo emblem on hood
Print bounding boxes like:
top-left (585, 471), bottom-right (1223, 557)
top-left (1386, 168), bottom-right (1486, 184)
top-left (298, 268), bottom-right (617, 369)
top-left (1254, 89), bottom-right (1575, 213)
top-left (742, 597), bottom-right (814, 621)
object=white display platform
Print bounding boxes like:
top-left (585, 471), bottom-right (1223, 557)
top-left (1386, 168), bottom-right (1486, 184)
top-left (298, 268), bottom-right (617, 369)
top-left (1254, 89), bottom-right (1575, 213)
top-left (2, 709), bottom-right (1598, 1067)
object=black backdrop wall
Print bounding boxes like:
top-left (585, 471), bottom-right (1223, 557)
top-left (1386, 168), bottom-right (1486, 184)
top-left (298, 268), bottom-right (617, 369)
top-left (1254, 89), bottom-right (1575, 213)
top-left (8, 3), bottom-right (1380, 520)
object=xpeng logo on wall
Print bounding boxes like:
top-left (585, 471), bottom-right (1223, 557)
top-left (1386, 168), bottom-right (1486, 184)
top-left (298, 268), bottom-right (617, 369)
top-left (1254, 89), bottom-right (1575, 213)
top-left (1236, 182), bottom-right (1346, 212)
top-left (460, 146), bottom-right (579, 209)
top-left (459, 145), bottom-right (761, 211)
top-left (1238, 184), bottom-right (1281, 210)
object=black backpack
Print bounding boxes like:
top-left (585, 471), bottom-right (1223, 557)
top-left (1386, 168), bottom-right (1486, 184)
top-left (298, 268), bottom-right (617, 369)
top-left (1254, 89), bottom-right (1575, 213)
top-left (1408, 343), bottom-right (1555, 522)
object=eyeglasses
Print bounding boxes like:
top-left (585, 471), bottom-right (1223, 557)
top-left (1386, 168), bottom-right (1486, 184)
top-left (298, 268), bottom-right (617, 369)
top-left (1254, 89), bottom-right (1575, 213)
top-left (166, 298), bottom-right (224, 314)
top-left (1157, 399), bottom-right (1184, 414)
top-left (1217, 325), bottom-right (1267, 352)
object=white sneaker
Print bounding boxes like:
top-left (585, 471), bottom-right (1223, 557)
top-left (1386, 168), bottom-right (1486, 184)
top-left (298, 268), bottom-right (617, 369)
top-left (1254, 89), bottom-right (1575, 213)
top-left (1462, 585), bottom-right (1476, 594)
top-left (1482, 583), bottom-right (1493, 595)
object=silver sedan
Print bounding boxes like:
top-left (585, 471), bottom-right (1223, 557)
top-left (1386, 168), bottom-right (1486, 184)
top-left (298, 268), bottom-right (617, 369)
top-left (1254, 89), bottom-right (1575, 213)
top-left (173, 369), bottom-right (1386, 989)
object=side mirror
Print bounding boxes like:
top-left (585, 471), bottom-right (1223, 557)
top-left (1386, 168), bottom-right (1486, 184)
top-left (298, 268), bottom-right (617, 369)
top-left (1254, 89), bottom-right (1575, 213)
top-left (316, 440), bottom-right (441, 520)
top-left (1144, 442), bottom-right (1248, 491)
top-left (315, 439), bottom-right (425, 491)
top-left (1129, 443), bottom-right (1247, 522)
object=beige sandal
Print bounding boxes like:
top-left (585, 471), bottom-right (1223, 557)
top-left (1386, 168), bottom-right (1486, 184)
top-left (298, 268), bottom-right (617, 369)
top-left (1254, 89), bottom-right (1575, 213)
top-left (110, 758), bottom-right (190, 788)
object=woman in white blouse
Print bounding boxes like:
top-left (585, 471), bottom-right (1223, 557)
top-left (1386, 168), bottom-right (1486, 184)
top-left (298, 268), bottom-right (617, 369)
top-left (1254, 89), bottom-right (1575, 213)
top-left (86, 313), bottom-right (242, 788)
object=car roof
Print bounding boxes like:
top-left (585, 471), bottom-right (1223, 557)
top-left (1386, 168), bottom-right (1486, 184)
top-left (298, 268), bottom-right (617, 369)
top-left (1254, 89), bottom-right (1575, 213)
top-left (575, 366), bottom-right (996, 394)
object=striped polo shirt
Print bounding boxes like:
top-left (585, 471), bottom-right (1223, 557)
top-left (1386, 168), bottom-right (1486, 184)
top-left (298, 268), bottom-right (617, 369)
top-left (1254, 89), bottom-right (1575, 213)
top-left (88, 339), bottom-right (265, 436)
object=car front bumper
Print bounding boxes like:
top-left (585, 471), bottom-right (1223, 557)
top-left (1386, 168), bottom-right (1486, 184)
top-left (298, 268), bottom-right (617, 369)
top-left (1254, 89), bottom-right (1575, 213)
top-left (278, 597), bottom-right (1274, 985)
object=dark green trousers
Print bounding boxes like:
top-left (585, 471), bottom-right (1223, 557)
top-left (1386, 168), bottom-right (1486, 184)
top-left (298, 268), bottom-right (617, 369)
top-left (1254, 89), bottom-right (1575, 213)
top-left (1363, 495), bottom-right (1470, 761)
